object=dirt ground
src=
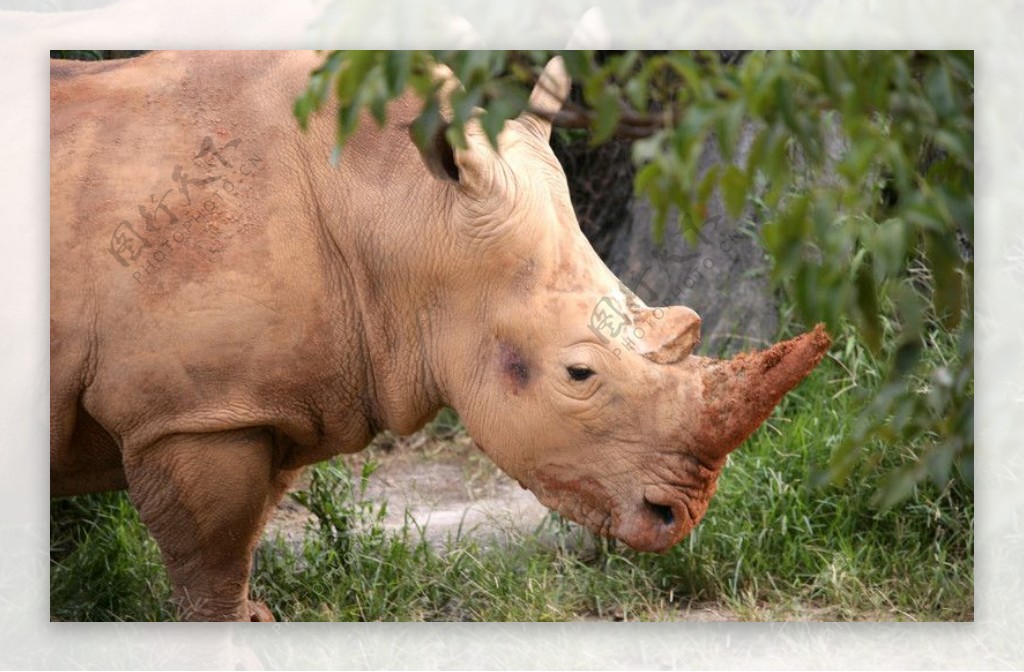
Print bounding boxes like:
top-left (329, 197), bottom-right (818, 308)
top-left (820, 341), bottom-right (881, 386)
top-left (264, 430), bottom-right (552, 550)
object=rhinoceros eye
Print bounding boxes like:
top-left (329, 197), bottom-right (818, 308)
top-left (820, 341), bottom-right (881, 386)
top-left (567, 365), bottom-right (595, 382)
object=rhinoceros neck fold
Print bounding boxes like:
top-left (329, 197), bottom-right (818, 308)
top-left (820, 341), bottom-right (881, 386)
top-left (299, 114), bottom-right (450, 438)
top-left (694, 324), bottom-right (831, 460)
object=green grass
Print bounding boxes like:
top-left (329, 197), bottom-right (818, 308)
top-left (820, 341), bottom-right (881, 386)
top-left (49, 324), bottom-right (973, 622)
top-left (50, 493), bottom-right (172, 621)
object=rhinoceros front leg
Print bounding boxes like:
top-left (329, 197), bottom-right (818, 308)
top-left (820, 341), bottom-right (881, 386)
top-left (123, 427), bottom-right (296, 621)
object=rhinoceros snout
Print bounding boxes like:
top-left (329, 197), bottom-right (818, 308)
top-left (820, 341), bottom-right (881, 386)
top-left (646, 499), bottom-right (675, 526)
top-left (635, 499), bottom-right (688, 553)
top-left (619, 483), bottom-right (715, 553)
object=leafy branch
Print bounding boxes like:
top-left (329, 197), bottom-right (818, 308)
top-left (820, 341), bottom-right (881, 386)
top-left (295, 49), bottom-right (973, 507)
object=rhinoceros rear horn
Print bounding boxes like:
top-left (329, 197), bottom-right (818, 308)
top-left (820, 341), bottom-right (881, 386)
top-left (637, 306), bottom-right (702, 365)
top-left (523, 57), bottom-right (571, 141)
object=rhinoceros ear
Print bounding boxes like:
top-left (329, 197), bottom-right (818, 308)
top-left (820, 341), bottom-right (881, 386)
top-left (417, 121), bottom-right (462, 182)
top-left (522, 57), bottom-right (571, 141)
top-left (415, 119), bottom-right (501, 198)
top-left (414, 58), bottom-right (570, 189)
top-left (413, 64), bottom-right (492, 188)
top-left (636, 306), bottom-right (702, 364)
top-left (414, 64), bottom-right (462, 183)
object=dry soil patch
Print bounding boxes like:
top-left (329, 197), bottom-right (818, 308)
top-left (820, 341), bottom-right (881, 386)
top-left (264, 430), bottom-right (551, 549)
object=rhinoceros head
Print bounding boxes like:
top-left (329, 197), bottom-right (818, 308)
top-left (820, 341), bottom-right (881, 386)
top-left (412, 58), bottom-right (831, 552)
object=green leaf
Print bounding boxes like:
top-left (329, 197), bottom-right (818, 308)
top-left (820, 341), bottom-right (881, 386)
top-left (838, 135), bottom-right (880, 184)
top-left (721, 165), bottom-right (749, 218)
top-left (892, 338), bottom-right (922, 380)
top-left (486, 80), bottom-right (528, 141)
top-left (625, 71), bottom-right (650, 112)
top-left (825, 437), bottom-right (864, 486)
top-left (794, 264), bottom-right (817, 322)
top-left (665, 53), bottom-right (701, 94)
top-left (650, 202), bottom-right (668, 245)
top-left (632, 131), bottom-right (667, 164)
top-left (444, 122), bottom-right (469, 152)
top-left (869, 218), bottom-right (908, 281)
top-left (892, 282), bottom-right (924, 338)
top-left (409, 96), bottom-right (443, 151)
top-left (634, 161), bottom-right (662, 196)
top-left (591, 89), bottom-right (622, 145)
top-left (885, 141), bottom-right (911, 198)
top-left (926, 439), bottom-right (958, 489)
top-left (873, 463), bottom-right (922, 510)
top-left (293, 92), bottom-right (313, 130)
top-left (932, 132), bottom-right (970, 168)
top-left (854, 257), bottom-right (882, 353)
top-left (696, 164), bottom-right (720, 213)
top-left (614, 51), bottom-right (639, 80)
top-left (716, 102), bottom-right (745, 162)
top-left (335, 51), bottom-right (376, 104)
top-left (560, 50), bottom-right (592, 80)
top-left (480, 93), bottom-right (522, 148)
top-left (925, 229), bottom-right (964, 329)
top-left (925, 62), bottom-right (957, 119)
top-left (367, 71), bottom-right (388, 126)
top-left (384, 51), bottom-right (412, 95)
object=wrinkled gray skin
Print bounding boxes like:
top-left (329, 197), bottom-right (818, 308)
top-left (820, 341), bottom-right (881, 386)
top-left (50, 51), bottom-right (829, 621)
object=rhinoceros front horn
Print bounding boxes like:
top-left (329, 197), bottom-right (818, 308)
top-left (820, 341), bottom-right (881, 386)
top-left (692, 324), bottom-right (832, 462)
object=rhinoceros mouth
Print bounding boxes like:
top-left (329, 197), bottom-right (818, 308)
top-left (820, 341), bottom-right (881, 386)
top-left (525, 469), bottom-right (699, 553)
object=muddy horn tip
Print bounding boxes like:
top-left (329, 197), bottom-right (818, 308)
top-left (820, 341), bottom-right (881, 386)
top-left (696, 323), bottom-right (832, 459)
top-left (761, 322), bottom-right (831, 378)
top-left (810, 322), bottom-right (832, 351)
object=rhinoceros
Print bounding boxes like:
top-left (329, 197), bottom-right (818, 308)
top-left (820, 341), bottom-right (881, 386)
top-left (50, 51), bottom-right (830, 621)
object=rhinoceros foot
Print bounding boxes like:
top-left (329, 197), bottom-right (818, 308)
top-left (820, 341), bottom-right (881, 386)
top-left (249, 600), bottom-right (275, 622)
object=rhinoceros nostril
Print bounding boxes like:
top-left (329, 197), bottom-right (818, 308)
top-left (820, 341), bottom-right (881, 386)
top-left (646, 499), bottom-right (675, 526)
